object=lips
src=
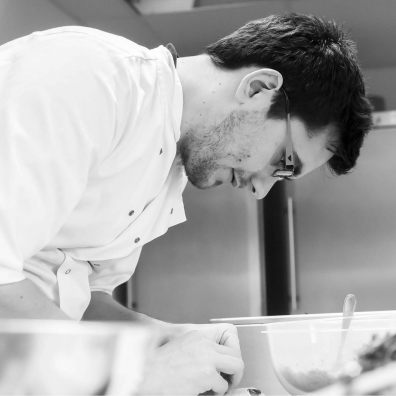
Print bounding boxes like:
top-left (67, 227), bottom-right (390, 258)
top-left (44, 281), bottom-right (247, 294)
top-left (231, 169), bottom-right (237, 187)
top-left (231, 170), bottom-right (249, 189)
top-left (231, 169), bottom-right (243, 188)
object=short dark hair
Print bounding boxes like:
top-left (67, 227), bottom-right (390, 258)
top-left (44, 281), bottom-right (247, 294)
top-left (205, 14), bottom-right (372, 175)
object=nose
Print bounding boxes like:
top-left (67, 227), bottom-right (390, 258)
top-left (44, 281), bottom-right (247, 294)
top-left (250, 174), bottom-right (280, 200)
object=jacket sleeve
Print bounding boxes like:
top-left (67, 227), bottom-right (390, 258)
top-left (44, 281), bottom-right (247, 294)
top-left (0, 31), bottom-right (121, 283)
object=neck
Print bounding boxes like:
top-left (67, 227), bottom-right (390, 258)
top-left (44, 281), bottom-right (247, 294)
top-left (176, 54), bottom-right (217, 92)
top-left (176, 54), bottom-right (229, 137)
top-left (176, 55), bottom-right (259, 138)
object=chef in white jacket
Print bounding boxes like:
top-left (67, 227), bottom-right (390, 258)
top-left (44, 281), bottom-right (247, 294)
top-left (0, 14), bottom-right (371, 395)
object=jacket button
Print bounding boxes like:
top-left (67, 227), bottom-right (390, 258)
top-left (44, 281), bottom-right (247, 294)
top-left (134, 237), bottom-right (140, 243)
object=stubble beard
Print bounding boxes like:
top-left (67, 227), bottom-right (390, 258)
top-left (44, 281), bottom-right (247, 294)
top-left (177, 110), bottom-right (245, 189)
top-left (178, 136), bottom-right (219, 189)
top-left (177, 126), bottom-right (225, 189)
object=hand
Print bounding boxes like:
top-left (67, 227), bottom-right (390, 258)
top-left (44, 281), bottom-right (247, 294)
top-left (183, 323), bottom-right (244, 388)
top-left (139, 323), bottom-right (244, 395)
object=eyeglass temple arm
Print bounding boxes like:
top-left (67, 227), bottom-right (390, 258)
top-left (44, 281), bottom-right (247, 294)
top-left (285, 112), bottom-right (294, 168)
top-left (281, 88), bottom-right (294, 168)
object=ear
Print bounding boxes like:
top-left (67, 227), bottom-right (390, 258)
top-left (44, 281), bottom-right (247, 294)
top-left (235, 68), bottom-right (283, 102)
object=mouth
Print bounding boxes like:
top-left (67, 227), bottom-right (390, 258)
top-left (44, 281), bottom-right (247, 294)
top-left (231, 169), bottom-right (243, 188)
top-left (231, 169), bottom-right (249, 189)
top-left (231, 169), bottom-right (237, 187)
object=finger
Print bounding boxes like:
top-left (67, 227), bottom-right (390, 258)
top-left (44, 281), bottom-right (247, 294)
top-left (219, 372), bottom-right (233, 387)
top-left (215, 324), bottom-right (241, 352)
top-left (214, 344), bottom-right (243, 383)
top-left (210, 372), bottom-right (229, 395)
top-left (214, 342), bottom-right (242, 358)
top-left (197, 324), bottom-right (241, 354)
top-left (214, 354), bottom-right (244, 375)
top-left (215, 353), bottom-right (244, 387)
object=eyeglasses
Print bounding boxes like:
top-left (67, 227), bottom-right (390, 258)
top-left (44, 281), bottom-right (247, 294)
top-left (272, 88), bottom-right (295, 179)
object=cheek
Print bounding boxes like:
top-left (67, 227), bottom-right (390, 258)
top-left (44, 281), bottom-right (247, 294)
top-left (230, 134), bottom-right (260, 163)
top-left (239, 124), bottom-right (280, 167)
top-left (237, 140), bottom-right (277, 172)
top-left (221, 113), bottom-right (277, 169)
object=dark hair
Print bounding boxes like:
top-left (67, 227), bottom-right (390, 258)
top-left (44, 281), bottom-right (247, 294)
top-left (205, 14), bottom-right (372, 174)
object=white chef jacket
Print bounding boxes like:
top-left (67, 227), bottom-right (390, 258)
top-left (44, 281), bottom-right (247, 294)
top-left (0, 26), bottom-right (187, 320)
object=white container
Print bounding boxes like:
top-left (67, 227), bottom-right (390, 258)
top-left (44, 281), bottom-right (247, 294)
top-left (211, 310), bottom-right (396, 394)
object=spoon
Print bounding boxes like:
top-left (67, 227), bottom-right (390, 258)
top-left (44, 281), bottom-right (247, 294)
top-left (334, 293), bottom-right (357, 368)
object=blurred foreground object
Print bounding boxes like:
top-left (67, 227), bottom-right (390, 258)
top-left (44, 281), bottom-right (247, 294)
top-left (0, 319), bottom-right (155, 395)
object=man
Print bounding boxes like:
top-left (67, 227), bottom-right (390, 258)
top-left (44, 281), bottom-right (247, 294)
top-left (0, 13), bottom-right (371, 395)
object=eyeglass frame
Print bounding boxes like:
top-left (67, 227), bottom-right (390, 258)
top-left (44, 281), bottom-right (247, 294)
top-left (272, 88), bottom-right (295, 179)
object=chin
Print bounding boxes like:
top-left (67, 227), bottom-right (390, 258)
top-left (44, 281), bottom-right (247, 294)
top-left (188, 177), bottom-right (213, 190)
top-left (186, 171), bottom-right (220, 190)
top-left (181, 152), bottom-right (221, 189)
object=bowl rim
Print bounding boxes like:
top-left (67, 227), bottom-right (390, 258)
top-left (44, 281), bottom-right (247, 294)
top-left (260, 315), bottom-right (396, 334)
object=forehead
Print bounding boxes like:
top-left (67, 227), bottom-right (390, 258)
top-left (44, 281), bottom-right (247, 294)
top-left (290, 119), bottom-right (336, 178)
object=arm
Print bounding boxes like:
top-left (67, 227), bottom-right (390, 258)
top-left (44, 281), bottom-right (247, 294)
top-left (83, 291), bottom-right (179, 341)
top-left (0, 279), bottom-right (69, 319)
top-left (83, 291), bottom-right (160, 323)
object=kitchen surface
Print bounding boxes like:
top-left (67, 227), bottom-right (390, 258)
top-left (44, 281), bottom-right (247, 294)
top-left (2, 0), bottom-right (396, 395)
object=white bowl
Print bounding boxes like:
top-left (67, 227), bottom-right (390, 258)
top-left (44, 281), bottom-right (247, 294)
top-left (262, 315), bottom-right (396, 395)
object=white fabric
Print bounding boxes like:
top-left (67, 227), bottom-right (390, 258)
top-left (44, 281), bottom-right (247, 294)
top-left (0, 26), bottom-right (187, 320)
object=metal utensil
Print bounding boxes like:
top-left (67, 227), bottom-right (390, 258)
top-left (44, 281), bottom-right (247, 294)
top-left (334, 294), bottom-right (357, 368)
